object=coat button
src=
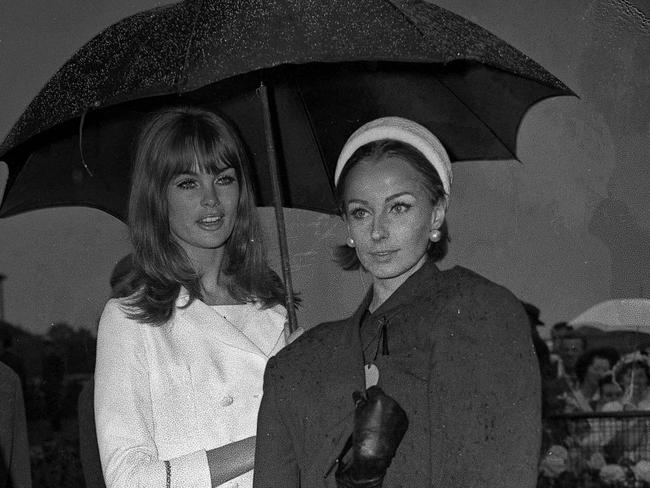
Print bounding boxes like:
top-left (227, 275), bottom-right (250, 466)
top-left (220, 395), bottom-right (234, 407)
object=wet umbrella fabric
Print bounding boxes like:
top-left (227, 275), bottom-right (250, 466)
top-left (0, 0), bottom-right (573, 219)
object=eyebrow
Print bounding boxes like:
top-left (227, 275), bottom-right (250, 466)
top-left (173, 167), bottom-right (234, 177)
top-left (347, 191), bottom-right (414, 206)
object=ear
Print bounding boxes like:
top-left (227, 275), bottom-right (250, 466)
top-left (430, 200), bottom-right (446, 230)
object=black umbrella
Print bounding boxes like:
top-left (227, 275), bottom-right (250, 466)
top-left (0, 0), bottom-right (574, 330)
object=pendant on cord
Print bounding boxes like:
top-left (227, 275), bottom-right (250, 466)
top-left (365, 363), bottom-right (379, 388)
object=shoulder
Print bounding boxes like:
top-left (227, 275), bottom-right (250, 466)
top-left (0, 362), bottom-right (20, 390)
top-left (437, 265), bottom-right (524, 315)
top-left (265, 318), bottom-right (349, 375)
top-left (97, 296), bottom-right (149, 338)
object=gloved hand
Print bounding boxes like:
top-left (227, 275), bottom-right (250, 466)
top-left (335, 386), bottom-right (408, 488)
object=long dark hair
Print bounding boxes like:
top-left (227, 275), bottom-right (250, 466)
top-left (125, 106), bottom-right (285, 325)
top-left (334, 139), bottom-right (449, 270)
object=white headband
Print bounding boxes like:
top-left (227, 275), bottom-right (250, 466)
top-left (334, 116), bottom-right (452, 197)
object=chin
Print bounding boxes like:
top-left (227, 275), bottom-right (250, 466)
top-left (364, 262), bottom-right (410, 281)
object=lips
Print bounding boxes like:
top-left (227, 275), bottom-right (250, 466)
top-left (369, 250), bottom-right (398, 261)
top-left (371, 250), bottom-right (397, 256)
top-left (197, 214), bottom-right (224, 228)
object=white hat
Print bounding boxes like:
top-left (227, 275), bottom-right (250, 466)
top-left (334, 116), bottom-right (452, 197)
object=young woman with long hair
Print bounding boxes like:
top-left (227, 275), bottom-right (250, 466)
top-left (95, 106), bottom-right (292, 488)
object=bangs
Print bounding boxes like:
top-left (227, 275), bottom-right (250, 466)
top-left (157, 119), bottom-right (238, 181)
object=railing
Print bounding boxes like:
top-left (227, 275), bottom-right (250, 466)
top-left (539, 411), bottom-right (650, 487)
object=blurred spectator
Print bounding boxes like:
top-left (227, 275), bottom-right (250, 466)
top-left (595, 374), bottom-right (622, 411)
top-left (567, 347), bottom-right (620, 412)
top-left (606, 353), bottom-right (650, 411)
top-left (598, 353), bottom-right (650, 463)
top-left (549, 322), bottom-right (573, 378)
top-left (551, 322), bottom-right (572, 353)
top-left (0, 331), bottom-right (26, 392)
top-left (41, 340), bottom-right (65, 431)
top-left (0, 362), bottom-right (32, 488)
top-left (556, 331), bottom-right (587, 385)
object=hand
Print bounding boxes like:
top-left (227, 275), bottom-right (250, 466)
top-left (335, 386), bottom-right (408, 488)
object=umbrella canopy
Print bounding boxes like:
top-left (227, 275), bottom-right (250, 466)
top-left (0, 0), bottom-right (573, 220)
top-left (569, 299), bottom-right (650, 332)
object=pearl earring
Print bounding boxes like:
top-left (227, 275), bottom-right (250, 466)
top-left (346, 237), bottom-right (355, 247)
top-left (429, 229), bottom-right (442, 242)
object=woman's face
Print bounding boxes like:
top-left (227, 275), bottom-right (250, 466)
top-left (585, 357), bottom-right (611, 386)
top-left (166, 167), bottom-right (239, 262)
top-left (343, 155), bottom-right (444, 287)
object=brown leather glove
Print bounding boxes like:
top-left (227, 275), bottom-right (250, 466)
top-left (335, 386), bottom-right (409, 488)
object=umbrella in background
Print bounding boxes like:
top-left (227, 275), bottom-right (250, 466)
top-left (570, 299), bottom-right (650, 354)
top-left (0, 0), bottom-right (574, 330)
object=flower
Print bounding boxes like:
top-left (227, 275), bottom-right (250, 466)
top-left (587, 452), bottom-right (607, 471)
top-left (632, 460), bottom-right (650, 482)
top-left (540, 445), bottom-right (568, 478)
top-left (599, 464), bottom-right (626, 484)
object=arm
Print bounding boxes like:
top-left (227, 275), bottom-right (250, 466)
top-left (95, 301), bottom-right (211, 488)
top-left (253, 356), bottom-right (300, 488)
top-left (436, 287), bottom-right (541, 488)
top-left (477, 292), bottom-right (541, 487)
top-left (207, 435), bottom-right (255, 486)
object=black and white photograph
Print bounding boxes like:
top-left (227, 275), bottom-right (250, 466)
top-left (0, 1), bottom-right (648, 487)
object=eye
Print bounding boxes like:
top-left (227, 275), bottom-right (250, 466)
top-left (215, 173), bottom-right (237, 185)
top-left (390, 202), bottom-right (412, 214)
top-left (175, 178), bottom-right (198, 190)
top-left (348, 207), bottom-right (369, 220)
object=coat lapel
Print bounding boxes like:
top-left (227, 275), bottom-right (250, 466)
top-left (173, 290), bottom-right (282, 359)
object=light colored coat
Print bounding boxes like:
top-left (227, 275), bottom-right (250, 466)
top-left (95, 290), bottom-right (287, 488)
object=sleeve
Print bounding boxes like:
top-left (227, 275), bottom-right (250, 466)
top-left (94, 300), bottom-right (211, 488)
top-left (470, 290), bottom-right (541, 488)
top-left (433, 286), bottom-right (541, 488)
top-left (253, 356), bottom-right (300, 488)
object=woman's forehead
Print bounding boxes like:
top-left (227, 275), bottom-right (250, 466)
top-left (344, 156), bottom-right (428, 196)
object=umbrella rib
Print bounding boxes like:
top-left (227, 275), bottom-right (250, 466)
top-left (432, 69), bottom-right (519, 161)
top-left (177, 0), bottom-right (205, 92)
top-left (383, 0), bottom-right (427, 37)
top-left (293, 76), bottom-right (337, 203)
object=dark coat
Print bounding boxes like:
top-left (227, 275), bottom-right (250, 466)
top-left (253, 262), bottom-right (541, 488)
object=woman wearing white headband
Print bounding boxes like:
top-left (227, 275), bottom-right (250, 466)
top-left (254, 117), bottom-right (540, 487)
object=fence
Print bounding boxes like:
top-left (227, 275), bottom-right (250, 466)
top-left (539, 411), bottom-right (650, 487)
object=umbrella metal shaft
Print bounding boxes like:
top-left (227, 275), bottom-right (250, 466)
top-left (259, 82), bottom-right (298, 333)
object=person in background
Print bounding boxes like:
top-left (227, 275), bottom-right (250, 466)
top-left (565, 347), bottom-right (619, 412)
top-left (549, 322), bottom-right (573, 378)
top-left (606, 353), bottom-right (650, 411)
top-left (0, 362), bottom-right (31, 488)
top-left (0, 330), bottom-right (26, 392)
top-left (556, 331), bottom-right (587, 386)
top-left (254, 117), bottom-right (540, 487)
top-left (95, 107), bottom-right (298, 488)
top-left (595, 374), bottom-right (622, 411)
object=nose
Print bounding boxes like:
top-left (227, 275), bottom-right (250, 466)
top-left (371, 213), bottom-right (388, 241)
top-left (201, 183), bottom-right (220, 207)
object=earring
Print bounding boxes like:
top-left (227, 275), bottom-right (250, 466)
top-left (429, 229), bottom-right (442, 242)
top-left (346, 236), bottom-right (355, 247)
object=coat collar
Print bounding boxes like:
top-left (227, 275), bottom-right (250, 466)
top-left (173, 288), bottom-right (285, 358)
top-left (352, 258), bottom-right (444, 321)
